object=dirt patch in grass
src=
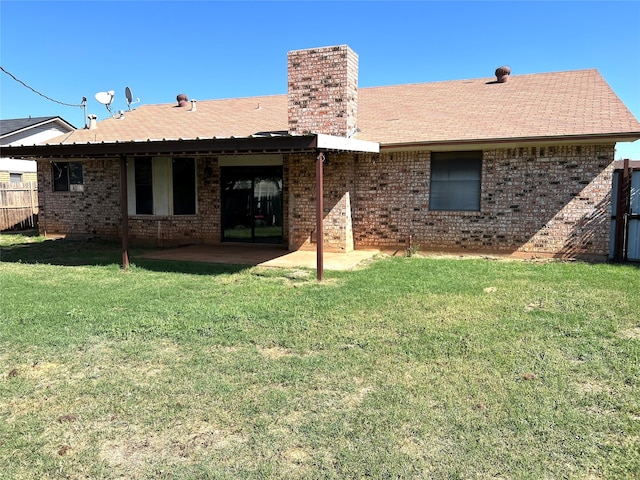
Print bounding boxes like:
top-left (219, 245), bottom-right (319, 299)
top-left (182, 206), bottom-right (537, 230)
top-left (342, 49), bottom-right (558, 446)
top-left (26, 361), bottom-right (65, 378)
top-left (586, 405), bottom-right (617, 417)
top-left (4, 360), bottom-right (64, 382)
top-left (343, 385), bottom-right (374, 408)
top-left (286, 269), bottom-right (314, 281)
top-left (575, 381), bottom-right (609, 395)
top-left (5, 362), bottom-right (71, 421)
top-left (99, 436), bottom-right (180, 476)
top-left (618, 326), bottom-right (640, 339)
top-left (99, 423), bottom-right (245, 476)
top-left (281, 445), bottom-right (312, 471)
top-left (259, 346), bottom-right (295, 359)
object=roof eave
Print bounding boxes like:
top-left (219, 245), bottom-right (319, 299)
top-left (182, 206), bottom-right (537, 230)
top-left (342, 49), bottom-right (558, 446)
top-left (0, 134), bottom-right (380, 160)
top-left (380, 133), bottom-right (640, 152)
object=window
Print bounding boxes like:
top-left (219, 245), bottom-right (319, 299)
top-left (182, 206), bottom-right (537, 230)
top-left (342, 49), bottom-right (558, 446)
top-left (134, 158), bottom-right (153, 215)
top-left (128, 157), bottom-right (196, 215)
top-left (172, 158), bottom-right (196, 215)
top-left (9, 173), bottom-right (22, 183)
top-left (429, 151), bottom-right (482, 211)
top-left (52, 162), bottom-right (84, 192)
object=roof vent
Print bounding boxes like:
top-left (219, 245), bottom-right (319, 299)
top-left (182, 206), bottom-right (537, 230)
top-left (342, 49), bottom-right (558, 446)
top-left (495, 66), bottom-right (511, 83)
top-left (176, 93), bottom-right (189, 107)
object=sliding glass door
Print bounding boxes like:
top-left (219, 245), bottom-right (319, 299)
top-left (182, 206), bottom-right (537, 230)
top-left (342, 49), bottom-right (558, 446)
top-left (221, 167), bottom-right (283, 244)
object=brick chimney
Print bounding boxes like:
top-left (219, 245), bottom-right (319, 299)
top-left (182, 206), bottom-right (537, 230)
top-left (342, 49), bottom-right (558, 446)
top-left (287, 45), bottom-right (358, 137)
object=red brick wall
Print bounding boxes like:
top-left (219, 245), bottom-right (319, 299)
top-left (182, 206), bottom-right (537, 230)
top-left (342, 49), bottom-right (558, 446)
top-left (37, 144), bottom-right (615, 258)
top-left (287, 153), bottom-right (316, 249)
top-left (37, 156), bottom-right (287, 247)
top-left (37, 159), bottom-right (122, 237)
top-left (287, 45), bottom-right (358, 137)
top-left (352, 144), bottom-right (615, 257)
top-left (287, 152), bottom-right (357, 252)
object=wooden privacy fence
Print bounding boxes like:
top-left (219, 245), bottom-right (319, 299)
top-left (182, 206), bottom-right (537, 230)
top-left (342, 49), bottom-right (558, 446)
top-left (611, 160), bottom-right (640, 262)
top-left (0, 181), bottom-right (38, 231)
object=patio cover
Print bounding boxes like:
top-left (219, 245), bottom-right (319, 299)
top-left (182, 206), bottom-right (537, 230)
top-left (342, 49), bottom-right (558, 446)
top-left (0, 133), bottom-right (379, 158)
top-left (1, 133), bottom-right (379, 280)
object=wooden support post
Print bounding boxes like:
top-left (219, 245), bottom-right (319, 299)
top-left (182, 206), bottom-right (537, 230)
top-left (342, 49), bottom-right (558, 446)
top-left (316, 151), bottom-right (324, 281)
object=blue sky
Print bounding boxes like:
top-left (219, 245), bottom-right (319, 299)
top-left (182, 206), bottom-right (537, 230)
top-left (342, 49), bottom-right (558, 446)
top-left (1, 1), bottom-right (639, 159)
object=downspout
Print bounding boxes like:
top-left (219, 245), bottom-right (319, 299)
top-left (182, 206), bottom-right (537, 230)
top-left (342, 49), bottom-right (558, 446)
top-left (120, 155), bottom-right (130, 269)
top-left (316, 151), bottom-right (325, 281)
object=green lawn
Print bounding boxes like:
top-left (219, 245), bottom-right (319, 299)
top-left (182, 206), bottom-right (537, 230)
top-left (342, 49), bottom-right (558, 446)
top-left (1, 234), bottom-right (639, 479)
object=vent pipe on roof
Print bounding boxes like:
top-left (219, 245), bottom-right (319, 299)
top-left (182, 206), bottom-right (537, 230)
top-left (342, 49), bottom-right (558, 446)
top-left (88, 114), bottom-right (98, 130)
top-left (495, 66), bottom-right (511, 83)
top-left (189, 99), bottom-right (197, 112)
top-left (177, 93), bottom-right (189, 107)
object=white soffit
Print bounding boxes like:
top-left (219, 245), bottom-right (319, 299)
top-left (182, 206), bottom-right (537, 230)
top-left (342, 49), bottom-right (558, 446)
top-left (316, 134), bottom-right (379, 153)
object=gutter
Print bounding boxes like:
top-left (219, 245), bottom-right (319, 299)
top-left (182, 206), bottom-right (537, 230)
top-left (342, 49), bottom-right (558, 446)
top-left (379, 132), bottom-right (640, 152)
top-left (0, 134), bottom-right (380, 160)
top-left (0, 136), bottom-right (321, 160)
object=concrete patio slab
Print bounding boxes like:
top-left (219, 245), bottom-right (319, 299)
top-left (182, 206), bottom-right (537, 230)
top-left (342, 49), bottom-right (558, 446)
top-left (137, 244), bottom-right (382, 271)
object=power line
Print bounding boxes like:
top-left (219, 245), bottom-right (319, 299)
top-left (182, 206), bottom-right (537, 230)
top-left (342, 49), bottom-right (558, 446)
top-left (0, 65), bottom-right (85, 108)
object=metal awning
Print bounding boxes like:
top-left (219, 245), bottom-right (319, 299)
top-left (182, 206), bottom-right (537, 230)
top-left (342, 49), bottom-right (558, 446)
top-left (1, 133), bottom-right (379, 159)
top-left (3, 133), bottom-right (379, 282)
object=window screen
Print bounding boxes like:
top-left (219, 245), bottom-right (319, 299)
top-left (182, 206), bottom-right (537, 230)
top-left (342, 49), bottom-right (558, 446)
top-left (430, 151), bottom-right (482, 211)
top-left (172, 158), bottom-right (196, 215)
top-left (52, 162), bottom-right (83, 192)
top-left (134, 158), bottom-right (153, 214)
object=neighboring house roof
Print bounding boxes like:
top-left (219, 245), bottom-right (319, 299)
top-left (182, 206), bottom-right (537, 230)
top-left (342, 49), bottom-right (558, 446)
top-left (1, 116), bottom-right (77, 171)
top-left (0, 116), bottom-right (75, 141)
top-left (11, 69), bottom-right (640, 150)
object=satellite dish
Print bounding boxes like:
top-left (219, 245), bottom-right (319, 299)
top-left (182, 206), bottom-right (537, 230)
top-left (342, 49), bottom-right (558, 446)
top-left (95, 90), bottom-right (114, 105)
top-left (124, 86), bottom-right (140, 110)
top-left (94, 90), bottom-right (115, 117)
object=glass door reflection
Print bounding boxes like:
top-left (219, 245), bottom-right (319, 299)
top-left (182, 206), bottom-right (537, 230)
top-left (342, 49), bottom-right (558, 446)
top-left (222, 167), bottom-right (283, 244)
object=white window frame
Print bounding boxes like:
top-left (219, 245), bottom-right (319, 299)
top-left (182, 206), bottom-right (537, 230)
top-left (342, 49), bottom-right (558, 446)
top-left (127, 157), bottom-right (197, 216)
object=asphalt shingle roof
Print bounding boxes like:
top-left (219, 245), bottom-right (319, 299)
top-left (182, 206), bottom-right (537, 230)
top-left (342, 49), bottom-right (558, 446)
top-left (39, 69), bottom-right (640, 147)
top-left (0, 116), bottom-right (61, 137)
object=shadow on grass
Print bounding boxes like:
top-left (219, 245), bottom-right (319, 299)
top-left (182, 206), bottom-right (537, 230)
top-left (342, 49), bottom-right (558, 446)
top-left (132, 258), bottom-right (249, 276)
top-left (0, 236), bottom-right (252, 276)
top-left (0, 237), bottom-right (123, 266)
top-left (3, 233), bottom-right (638, 275)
